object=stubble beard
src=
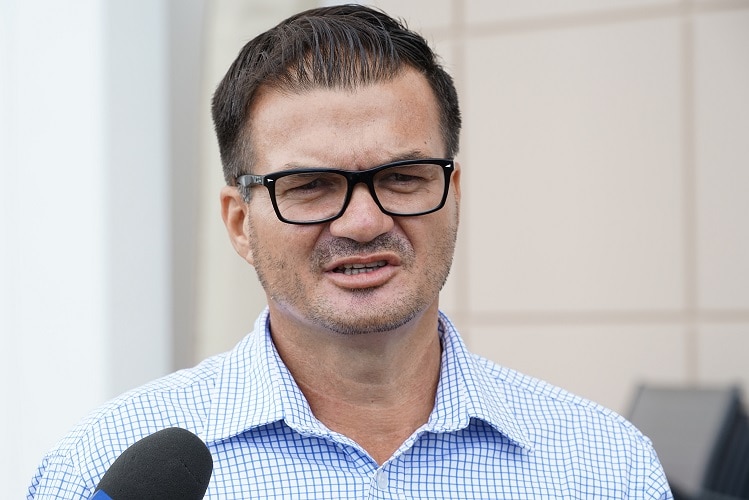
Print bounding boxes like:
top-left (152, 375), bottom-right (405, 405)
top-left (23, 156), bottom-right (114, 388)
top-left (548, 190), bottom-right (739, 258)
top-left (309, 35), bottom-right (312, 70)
top-left (249, 217), bottom-right (458, 336)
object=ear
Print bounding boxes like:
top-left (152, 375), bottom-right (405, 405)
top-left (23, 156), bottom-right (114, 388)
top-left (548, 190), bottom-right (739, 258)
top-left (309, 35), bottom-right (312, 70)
top-left (220, 185), bottom-right (255, 266)
top-left (451, 160), bottom-right (462, 203)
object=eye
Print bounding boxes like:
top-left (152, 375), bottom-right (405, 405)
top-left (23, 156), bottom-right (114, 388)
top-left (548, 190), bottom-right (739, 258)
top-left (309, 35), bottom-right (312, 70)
top-left (376, 164), bottom-right (438, 191)
top-left (387, 172), bottom-right (424, 183)
top-left (289, 177), bottom-right (328, 192)
top-left (276, 172), bottom-right (344, 198)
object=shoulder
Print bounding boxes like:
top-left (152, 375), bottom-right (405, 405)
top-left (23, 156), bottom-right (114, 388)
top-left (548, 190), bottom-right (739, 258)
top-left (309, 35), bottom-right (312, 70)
top-left (471, 355), bottom-right (671, 498)
top-left (438, 313), bottom-right (653, 452)
top-left (28, 352), bottom-right (228, 499)
top-left (80, 351), bottom-right (226, 445)
top-left (475, 354), bottom-right (658, 454)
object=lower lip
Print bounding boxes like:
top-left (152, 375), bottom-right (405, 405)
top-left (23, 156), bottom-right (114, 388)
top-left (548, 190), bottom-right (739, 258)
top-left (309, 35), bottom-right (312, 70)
top-left (325, 264), bottom-right (397, 289)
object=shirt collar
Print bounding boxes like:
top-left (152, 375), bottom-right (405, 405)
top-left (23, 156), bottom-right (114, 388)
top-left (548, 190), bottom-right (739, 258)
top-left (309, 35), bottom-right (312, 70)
top-left (204, 308), bottom-right (533, 452)
top-left (428, 312), bottom-right (534, 452)
top-left (204, 309), bottom-right (330, 444)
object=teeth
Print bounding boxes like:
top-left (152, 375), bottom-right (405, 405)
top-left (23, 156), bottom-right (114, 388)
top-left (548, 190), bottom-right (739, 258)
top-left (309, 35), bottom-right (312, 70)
top-left (336, 260), bottom-right (387, 275)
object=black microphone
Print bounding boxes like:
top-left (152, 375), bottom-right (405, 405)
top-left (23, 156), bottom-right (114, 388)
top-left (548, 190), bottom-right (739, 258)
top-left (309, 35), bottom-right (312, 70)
top-left (89, 427), bottom-right (213, 500)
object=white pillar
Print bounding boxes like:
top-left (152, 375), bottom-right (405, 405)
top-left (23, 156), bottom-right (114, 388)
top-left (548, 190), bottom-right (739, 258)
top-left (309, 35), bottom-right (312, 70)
top-left (0, 1), bottom-right (171, 496)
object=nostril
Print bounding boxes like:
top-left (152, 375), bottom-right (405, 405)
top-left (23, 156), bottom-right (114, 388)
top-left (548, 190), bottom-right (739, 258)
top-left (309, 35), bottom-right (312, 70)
top-left (329, 189), bottom-right (394, 242)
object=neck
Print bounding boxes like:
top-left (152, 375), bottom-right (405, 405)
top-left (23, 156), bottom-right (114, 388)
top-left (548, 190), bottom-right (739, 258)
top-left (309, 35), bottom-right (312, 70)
top-left (269, 303), bottom-right (443, 464)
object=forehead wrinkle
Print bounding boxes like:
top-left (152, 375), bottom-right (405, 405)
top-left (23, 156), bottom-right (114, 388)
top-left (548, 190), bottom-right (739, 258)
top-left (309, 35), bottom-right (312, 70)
top-left (303, 147), bottom-right (439, 171)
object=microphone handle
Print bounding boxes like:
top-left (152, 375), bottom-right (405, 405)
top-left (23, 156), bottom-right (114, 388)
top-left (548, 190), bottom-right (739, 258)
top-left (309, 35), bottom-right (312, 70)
top-left (89, 490), bottom-right (113, 499)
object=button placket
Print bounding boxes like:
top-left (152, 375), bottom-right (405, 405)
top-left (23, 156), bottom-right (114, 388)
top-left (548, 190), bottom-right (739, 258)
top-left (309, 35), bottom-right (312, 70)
top-left (374, 468), bottom-right (389, 490)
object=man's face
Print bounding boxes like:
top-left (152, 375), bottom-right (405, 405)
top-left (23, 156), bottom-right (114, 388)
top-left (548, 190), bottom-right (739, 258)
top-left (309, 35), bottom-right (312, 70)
top-left (226, 68), bottom-right (461, 336)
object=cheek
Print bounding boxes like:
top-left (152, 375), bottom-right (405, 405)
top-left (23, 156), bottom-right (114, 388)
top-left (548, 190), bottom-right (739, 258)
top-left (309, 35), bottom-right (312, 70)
top-left (412, 210), bottom-right (459, 262)
top-left (397, 219), bottom-right (436, 255)
top-left (250, 215), bottom-right (324, 265)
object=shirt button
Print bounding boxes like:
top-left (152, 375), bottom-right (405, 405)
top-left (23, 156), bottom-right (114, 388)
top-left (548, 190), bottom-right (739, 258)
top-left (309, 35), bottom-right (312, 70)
top-left (375, 469), bottom-right (389, 489)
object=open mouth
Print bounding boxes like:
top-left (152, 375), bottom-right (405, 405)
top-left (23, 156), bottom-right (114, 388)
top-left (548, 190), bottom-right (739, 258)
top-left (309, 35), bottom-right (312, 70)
top-left (333, 260), bottom-right (388, 275)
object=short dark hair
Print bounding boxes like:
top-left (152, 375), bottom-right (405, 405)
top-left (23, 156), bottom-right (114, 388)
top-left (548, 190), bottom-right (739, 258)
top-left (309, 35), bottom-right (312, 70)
top-left (211, 4), bottom-right (461, 185)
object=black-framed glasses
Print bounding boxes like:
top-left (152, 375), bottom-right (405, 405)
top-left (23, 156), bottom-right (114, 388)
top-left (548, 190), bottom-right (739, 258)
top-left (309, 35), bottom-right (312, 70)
top-left (237, 158), bottom-right (454, 225)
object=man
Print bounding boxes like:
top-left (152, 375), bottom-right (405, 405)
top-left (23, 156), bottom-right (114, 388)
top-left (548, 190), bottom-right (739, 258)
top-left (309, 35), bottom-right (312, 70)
top-left (28, 5), bottom-right (672, 498)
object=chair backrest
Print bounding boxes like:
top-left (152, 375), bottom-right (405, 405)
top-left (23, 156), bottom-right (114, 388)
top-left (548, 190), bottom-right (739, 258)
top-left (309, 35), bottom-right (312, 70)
top-left (627, 385), bottom-right (749, 500)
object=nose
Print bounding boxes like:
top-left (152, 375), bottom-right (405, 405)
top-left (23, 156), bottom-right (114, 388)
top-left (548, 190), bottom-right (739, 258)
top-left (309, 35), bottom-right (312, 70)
top-left (328, 184), bottom-right (394, 242)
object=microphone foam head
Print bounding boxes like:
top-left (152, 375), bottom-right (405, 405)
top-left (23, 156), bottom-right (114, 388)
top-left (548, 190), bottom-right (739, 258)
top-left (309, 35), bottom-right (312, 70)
top-left (95, 427), bottom-right (213, 500)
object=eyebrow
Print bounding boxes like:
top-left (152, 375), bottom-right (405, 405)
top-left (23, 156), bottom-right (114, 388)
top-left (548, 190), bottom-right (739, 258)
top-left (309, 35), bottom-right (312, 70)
top-left (278, 150), bottom-right (438, 172)
top-left (387, 150), bottom-right (436, 163)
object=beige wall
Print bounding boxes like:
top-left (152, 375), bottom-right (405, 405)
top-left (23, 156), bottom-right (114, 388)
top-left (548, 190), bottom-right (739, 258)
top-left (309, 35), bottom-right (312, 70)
top-left (195, 0), bottom-right (749, 415)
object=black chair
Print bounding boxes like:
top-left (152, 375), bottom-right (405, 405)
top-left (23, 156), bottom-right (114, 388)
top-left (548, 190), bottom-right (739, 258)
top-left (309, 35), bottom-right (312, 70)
top-left (628, 385), bottom-right (749, 500)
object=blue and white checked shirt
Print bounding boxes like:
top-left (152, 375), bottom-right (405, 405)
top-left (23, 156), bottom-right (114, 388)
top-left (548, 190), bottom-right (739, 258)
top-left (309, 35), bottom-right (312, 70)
top-left (29, 309), bottom-right (672, 499)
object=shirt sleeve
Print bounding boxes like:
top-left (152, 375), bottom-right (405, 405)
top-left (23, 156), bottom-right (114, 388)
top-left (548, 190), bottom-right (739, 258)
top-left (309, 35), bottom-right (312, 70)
top-left (641, 445), bottom-right (674, 500)
top-left (27, 453), bottom-right (93, 500)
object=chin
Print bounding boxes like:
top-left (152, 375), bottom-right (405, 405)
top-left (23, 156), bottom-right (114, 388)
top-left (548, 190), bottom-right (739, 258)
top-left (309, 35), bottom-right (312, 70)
top-left (308, 297), bottom-right (425, 336)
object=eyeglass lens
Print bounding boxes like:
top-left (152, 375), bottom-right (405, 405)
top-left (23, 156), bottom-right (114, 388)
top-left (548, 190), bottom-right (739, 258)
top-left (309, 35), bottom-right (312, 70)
top-left (273, 162), bottom-right (446, 223)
